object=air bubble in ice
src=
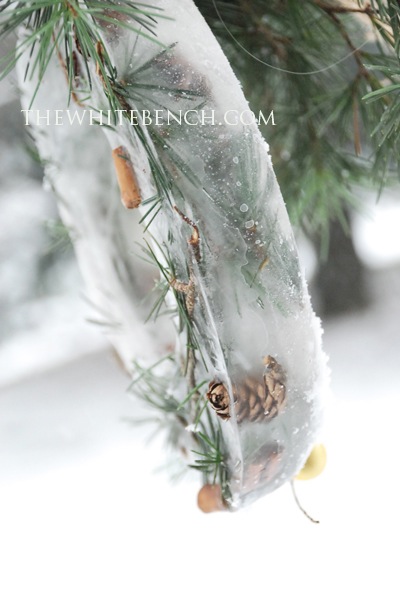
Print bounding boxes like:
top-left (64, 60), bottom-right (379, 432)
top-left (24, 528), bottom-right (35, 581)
top-left (232, 156), bottom-right (239, 164)
top-left (236, 181), bottom-right (242, 187)
top-left (240, 203), bottom-right (248, 213)
top-left (245, 219), bottom-right (255, 229)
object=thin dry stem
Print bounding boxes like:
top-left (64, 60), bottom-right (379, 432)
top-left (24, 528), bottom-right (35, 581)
top-left (52, 32), bottom-right (85, 108)
top-left (174, 205), bottom-right (201, 263)
top-left (314, 0), bottom-right (373, 15)
top-left (290, 480), bottom-right (320, 524)
top-left (352, 90), bottom-right (361, 156)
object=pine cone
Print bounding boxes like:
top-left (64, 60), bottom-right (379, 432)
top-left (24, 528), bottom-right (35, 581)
top-left (235, 377), bottom-right (266, 423)
top-left (206, 381), bottom-right (230, 420)
top-left (235, 356), bottom-right (286, 424)
top-left (206, 356), bottom-right (287, 424)
top-left (243, 442), bottom-right (283, 492)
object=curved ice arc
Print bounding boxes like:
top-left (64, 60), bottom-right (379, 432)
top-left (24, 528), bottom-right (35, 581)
top-left (17, 0), bottom-right (329, 508)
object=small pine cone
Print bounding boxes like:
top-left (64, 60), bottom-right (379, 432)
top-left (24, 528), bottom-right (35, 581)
top-left (234, 356), bottom-right (287, 424)
top-left (243, 443), bottom-right (283, 492)
top-left (206, 357), bottom-right (286, 425)
top-left (235, 378), bottom-right (266, 424)
top-left (206, 381), bottom-right (230, 420)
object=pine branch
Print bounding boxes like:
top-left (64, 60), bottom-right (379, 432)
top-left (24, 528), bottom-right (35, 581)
top-left (0, 0), bottom-right (165, 109)
top-left (195, 0), bottom-right (400, 233)
top-left (128, 353), bottom-right (229, 496)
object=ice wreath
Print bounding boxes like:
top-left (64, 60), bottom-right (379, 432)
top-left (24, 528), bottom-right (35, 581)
top-left (17, 0), bottom-right (329, 511)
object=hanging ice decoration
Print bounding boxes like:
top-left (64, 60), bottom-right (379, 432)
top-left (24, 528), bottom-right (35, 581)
top-left (17, 0), bottom-right (329, 511)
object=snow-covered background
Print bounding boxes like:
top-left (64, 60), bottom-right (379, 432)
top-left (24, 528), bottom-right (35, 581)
top-left (1, 72), bottom-right (400, 597)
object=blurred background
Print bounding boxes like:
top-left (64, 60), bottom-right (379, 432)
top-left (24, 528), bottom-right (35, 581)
top-left (1, 33), bottom-right (400, 598)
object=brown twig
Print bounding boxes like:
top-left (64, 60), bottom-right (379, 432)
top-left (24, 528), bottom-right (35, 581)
top-left (326, 9), bottom-right (370, 77)
top-left (352, 86), bottom-right (362, 156)
top-left (95, 40), bottom-right (107, 86)
top-left (170, 277), bottom-right (196, 317)
top-left (170, 270), bottom-right (197, 395)
top-left (320, 6), bottom-right (392, 153)
top-left (170, 271), bottom-right (196, 390)
top-left (66, 0), bottom-right (78, 18)
top-left (170, 205), bottom-right (203, 400)
top-left (313, 0), bottom-right (374, 15)
top-left (173, 205), bottom-right (201, 264)
top-left (52, 32), bottom-right (84, 107)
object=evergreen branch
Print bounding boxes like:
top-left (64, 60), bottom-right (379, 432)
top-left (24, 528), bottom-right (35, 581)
top-left (190, 424), bottom-right (229, 495)
top-left (321, 6), bottom-right (375, 84)
top-left (137, 236), bottom-right (205, 376)
top-left (363, 82), bottom-right (400, 101)
top-left (43, 218), bottom-right (73, 254)
top-left (194, 0), bottom-right (400, 233)
top-left (128, 353), bottom-right (175, 390)
top-left (0, 0), bottom-right (165, 110)
top-left (177, 379), bottom-right (208, 410)
top-left (128, 355), bottom-right (229, 495)
top-left (190, 430), bottom-right (223, 480)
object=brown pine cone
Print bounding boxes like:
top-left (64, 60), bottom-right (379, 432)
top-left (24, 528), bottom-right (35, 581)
top-left (206, 381), bottom-right (230, 420)
top-left (206, 356), bottom-right (287, 424)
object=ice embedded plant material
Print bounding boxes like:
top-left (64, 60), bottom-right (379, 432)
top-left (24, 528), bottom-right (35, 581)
top-left (17, 0), bottom-right (329, 509)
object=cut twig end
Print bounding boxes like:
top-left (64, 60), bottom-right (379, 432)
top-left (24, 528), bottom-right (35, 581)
top-left (197, 484), bottom-right (227, 513)
top-left (112, 146), bottom-right (142, 209)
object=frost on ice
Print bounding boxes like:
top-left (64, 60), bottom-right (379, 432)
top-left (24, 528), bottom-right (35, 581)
top-left (17, 0), bottom-right (329, 508)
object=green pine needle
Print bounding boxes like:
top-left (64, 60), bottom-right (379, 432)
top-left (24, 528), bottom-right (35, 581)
top-left (0, 0), bottom-right (166, 109)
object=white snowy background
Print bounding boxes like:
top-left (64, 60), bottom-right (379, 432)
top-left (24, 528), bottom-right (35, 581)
top-left (1, 70), bottom-right (400, 598)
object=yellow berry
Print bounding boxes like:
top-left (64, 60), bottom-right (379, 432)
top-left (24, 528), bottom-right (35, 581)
top-left (295, 444), bottom-right (327, 480)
